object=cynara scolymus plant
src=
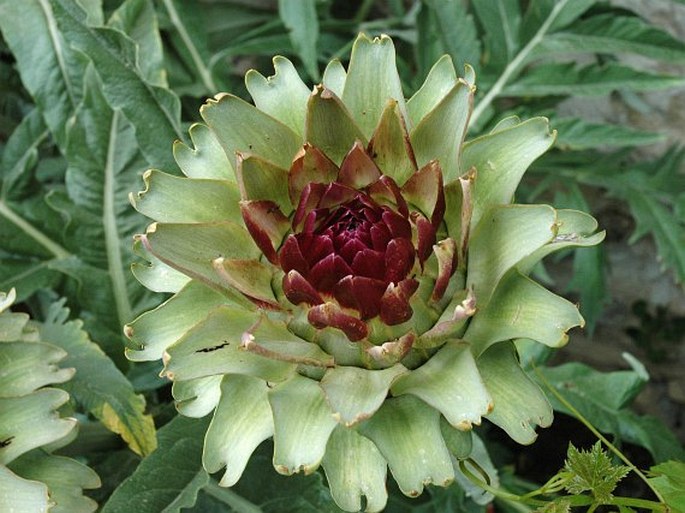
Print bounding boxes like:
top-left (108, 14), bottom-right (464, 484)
top-left (0, 289), bottom-right (100, 513)
top-left (127, 34), bottom-right (604, 511)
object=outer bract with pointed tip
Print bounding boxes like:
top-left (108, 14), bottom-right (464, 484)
top-left (127, 34), bottom-right (604, 512)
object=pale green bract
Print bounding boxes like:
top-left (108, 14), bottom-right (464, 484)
top-left (0, 289), bottom-right (100, 513)
top-left (127, 34), bottom-right (604, 512)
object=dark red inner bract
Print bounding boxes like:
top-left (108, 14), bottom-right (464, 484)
top-left (279, 184), bottom-right (417, 321)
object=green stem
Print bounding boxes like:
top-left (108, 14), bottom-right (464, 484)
top-left (520, 475), bottom-right (567, 499)
top-left (566, 494), bottom-right (667, 512)
top-left (38, 0), bottom-right (76, 107)
top-left (0, 199), bottom-right (71, 259)
top-left (534, 367), bottom-right (667, 504)
top-left (161, 0), bottom-right (217, 92)
top-left (461, 460), bottom-right (667, 512)
top-left (498, 497), bottom-right (533, 513)
top-left (470, 0), bottom-right (569, 127)
top-left (353, 0), bottom-right (376, 24)
top-left (103, 111), bottom-right (133, 327)
top-left (203, 481), bottom-right (263, 513)
top-left (459, 460), bottom-right (546, 506)
top-left (609, 497), bottom-right (669, 511)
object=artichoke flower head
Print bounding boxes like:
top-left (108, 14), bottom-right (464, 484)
top-left (127, 34), bottom-right (604, 511)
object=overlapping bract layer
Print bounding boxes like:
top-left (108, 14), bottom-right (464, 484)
top-left (127, 34), bottom-right (604, 512)
top-left (0, 290), bottom-right (100, 513)
top-left (260, 140), bottom-right (447, 340)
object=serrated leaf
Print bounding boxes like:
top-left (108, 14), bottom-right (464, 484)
top-left (108, 0), bottom-right (166, 87)
top-left (39, 299), bottom-right (157, 457)
top-left (549, 148), bottom-right (685, 283)
top-left (55, 69), bottom-right (148, 344)
top-left (626, 189), bottom-right (685, 283)
top-left (246, 56), bottom-right (310, 138)
top-left (536, 13), bottom-right (685, 63)
top-left (201, 93), bottom-right (301, 172)
top-left (554, 117), bottom-right (664, 150)
top-left (520, 0), bottom-right (596, 42)
top-left (472, 0), bottom-right (521, 75)
top-left (101, 415), bottom-right (210, 513)
top-left (422, 0), bottom-right (481, 75)
top-left (538, 363), bottom-right (685, 462)
top-left (562, 442), bottom-right (629, 502)
top-left (342, 34), bottom-right (406, 140)
top-left (503, 62), bottom-right (685, 97)
top-left (51, 0), bottom-right (184, 170)
top-left (173, 123), bottom-right (235, 181)
top-left (0, 0), bottom-right (86, 150)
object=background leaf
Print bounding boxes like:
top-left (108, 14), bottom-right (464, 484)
top-left (48, 68), bottom-right (150, 355)
top-left (0, 110), bottom-right (65, 299)
top-left (101, 415), bottom-right (209, 513)
top-left (536, 13), bottom-right (685, 62)
top-left (279, 0), bottom-right (319, 81)
top-left (503, 62), bottom-right (685, 97)
top-left (38, 298), bottom-right (157, 456)
top-left (538, 363), bottom-right (685, 463)
top-left (553, 117), bottom-right (664, 150)
top-left (0, 0), bottom-right (86, 150)
top-left (51, 0), bottom-right (185, 170)
top-left (421, 0), bottom-right (481, 75)
top-left (471, 0), bottom-right (521, 78)
top-left (158, 0), bottom-right (217, 94)
top-left (108, 0), bottom-right (167, 88)
top-left (562, 442), bottom-right (629, 502)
